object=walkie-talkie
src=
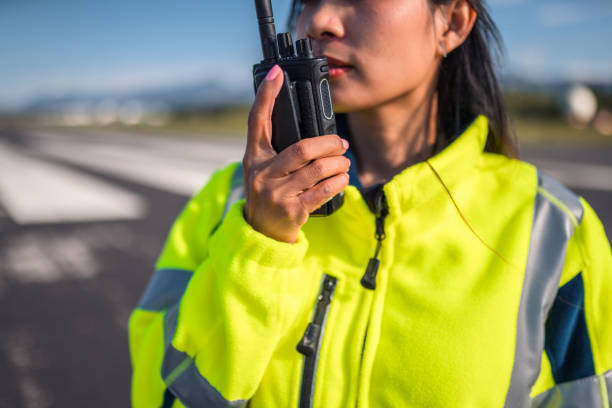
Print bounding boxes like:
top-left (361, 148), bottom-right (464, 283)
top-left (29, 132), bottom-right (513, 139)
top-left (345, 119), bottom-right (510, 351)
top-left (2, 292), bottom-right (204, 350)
top-left (253, 0), bottom-right (343, 216)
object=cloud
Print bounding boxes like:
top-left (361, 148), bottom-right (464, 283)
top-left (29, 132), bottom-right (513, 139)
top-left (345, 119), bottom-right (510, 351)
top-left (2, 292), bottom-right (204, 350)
top-left (564, 59), bottom-right (612, 83)
top-left (506, 45), bottom-right (553, 80)
top-left (503, 42), bottom-right (612, 84)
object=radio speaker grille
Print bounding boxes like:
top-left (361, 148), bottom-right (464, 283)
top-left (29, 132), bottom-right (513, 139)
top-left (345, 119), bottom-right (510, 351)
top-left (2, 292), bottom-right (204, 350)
top-left (319, 79), bottom-right (334, 120)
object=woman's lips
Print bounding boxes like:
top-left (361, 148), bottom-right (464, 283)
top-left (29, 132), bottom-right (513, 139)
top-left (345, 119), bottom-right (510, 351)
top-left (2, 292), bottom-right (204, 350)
top-left (324, 56), bottom-right (352, 79)
top-left (328, 66), bottom-right (352, 78)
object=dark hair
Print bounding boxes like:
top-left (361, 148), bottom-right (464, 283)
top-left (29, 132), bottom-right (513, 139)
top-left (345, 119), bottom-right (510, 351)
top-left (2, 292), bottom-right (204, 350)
top-left (287, 0), bottom-right (517, 158)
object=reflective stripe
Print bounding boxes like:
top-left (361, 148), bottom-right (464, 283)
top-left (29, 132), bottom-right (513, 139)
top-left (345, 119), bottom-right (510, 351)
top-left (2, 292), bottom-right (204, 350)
top-left (504, 172), bottom-right (584, 408)
top-left (531, 369), bottom-right (612, 408)
top-left (599, 372), bottom-right (610, 408)
top-left (157, 164), bottom-right (248, 406)
top-left (607, 371), bottom-right (612, 406)
top-left (223, 164), bottom-right (245, 219)
top-left (137, 268), bottom-right (192, 311)
top-left (539, 173), bottom-right (584, 224)
top-left (162, 344), bottom-right (247, 408)
top-left (164, 302), bottom-right (180, 348)
top-left (212, 164), bottom-right (245, 235)
top-left (161, 303), bottom-right (246, 407)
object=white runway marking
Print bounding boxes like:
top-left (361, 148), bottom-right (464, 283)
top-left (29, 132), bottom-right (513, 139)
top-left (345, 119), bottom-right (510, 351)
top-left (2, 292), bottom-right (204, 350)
top-left (5, 330), bottom-right (53, 408)
top-left (3, 233), bottom-right (99, 283)
top-left (27, 129), bottom-right (244, 196)
top-left (528, 158), bottom-right (612, 192)
top-left (0, 142), bottom-right (146, 224)
top-left (8, 128), bottom-right (606, 229)
top-left (0, 224), bottom-right (148, 284)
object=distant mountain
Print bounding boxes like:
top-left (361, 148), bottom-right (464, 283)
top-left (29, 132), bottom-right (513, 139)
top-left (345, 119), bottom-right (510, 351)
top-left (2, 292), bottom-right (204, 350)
top-left (20, 75), bottom-right (612, 117)
top-left (24, 80), bottom-right (253, 114)
top-left (501, 75), bottom-right (612, 95)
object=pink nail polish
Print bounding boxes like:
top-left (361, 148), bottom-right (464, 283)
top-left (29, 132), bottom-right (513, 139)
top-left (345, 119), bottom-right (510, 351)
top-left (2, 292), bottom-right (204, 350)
top-left (266, 65), bottom-right (281, 81)
top-left (342, 139), bottom-right (349, 150)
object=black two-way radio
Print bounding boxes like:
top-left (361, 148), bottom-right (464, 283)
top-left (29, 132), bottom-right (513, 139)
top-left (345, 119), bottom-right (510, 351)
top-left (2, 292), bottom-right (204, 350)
top-left (252, 0), bottom-right (344, 216)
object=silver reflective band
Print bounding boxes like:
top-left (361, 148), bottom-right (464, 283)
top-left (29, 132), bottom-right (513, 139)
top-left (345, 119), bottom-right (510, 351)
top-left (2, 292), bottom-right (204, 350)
top-left (211, 164), bottom-right (245, 236)
top-left (161, 304), bottom-right (247, 407)
top-left (222, 164), bottom-right (245, 220)
top-left (162, 344), bottom-right (247, 408)
top-left (504, 172), bottom-right (584, 408)
top-left (137, 268), bottom-right (192, 311)
top-left (607, 371), bottom-right (612, 406)
top-left (539, 173), bottom-right (584, 224)
top-left (531, 369), bottom-right (612, 408)
top-left (164, 303), bottom-right (180, 348)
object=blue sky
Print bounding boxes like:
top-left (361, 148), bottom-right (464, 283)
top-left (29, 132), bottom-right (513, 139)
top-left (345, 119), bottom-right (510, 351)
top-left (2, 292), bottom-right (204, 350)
top-left (0, 0), bottom-right (610, 110)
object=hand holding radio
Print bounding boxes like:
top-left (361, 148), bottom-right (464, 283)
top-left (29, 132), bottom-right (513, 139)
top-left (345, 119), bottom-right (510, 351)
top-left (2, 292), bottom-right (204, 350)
top-left (242, 0), bottom-right (349, 243)
top-left (243, 66), bottom-right (350, 243)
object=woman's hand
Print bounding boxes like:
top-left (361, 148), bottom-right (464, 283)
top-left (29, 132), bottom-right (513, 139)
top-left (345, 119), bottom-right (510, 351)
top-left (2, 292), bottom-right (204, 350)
top-left (242, 65), bottom-right (350, 243)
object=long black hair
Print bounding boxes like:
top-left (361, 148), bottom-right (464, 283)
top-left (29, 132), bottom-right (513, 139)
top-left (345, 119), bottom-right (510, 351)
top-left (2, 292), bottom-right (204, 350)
top-left (287, 0), bottom-right (517, 158)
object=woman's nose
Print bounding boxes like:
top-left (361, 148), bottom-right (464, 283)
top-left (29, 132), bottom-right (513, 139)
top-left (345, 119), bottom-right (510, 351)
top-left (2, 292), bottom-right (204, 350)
top-left (304, 2), bottom-right (345, 40)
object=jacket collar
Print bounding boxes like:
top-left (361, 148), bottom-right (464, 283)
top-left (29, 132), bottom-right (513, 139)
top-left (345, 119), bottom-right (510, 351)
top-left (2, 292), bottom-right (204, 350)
top-left (340, 115), bottom-right (489, 217)
top-left (385, 115), bottom-right (489, 217)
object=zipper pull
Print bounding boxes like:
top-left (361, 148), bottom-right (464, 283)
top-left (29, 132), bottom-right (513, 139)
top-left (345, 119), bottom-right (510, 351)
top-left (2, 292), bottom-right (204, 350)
top-left (361, 187), bottom-right (388, 290)
top-left (297, 275), bottom-right (337, 356)
top-left (297, 323), bottom-right (321, 356)
top-left (362, 255), bottom-right (380, 290)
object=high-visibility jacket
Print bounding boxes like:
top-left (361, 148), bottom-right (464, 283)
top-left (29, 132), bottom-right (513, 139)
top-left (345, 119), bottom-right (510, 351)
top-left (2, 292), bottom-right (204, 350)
top-left (129, 115), bottom-right (612, 407)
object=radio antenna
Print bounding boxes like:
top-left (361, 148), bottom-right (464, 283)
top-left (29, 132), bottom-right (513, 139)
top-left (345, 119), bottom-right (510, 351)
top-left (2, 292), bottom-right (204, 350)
top-left (254, 0), bottom-right (279, 62)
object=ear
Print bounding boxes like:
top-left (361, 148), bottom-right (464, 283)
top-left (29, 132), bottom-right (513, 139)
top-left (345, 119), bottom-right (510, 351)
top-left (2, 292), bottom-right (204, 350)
top-left (436, 0), bottom-right (477, 56)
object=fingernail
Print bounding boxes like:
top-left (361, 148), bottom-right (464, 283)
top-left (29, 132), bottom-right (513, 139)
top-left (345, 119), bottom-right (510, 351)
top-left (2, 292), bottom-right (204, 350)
top-left (266, 65), bottom-right (281, 81)
top-left (342, 139), bottom-right (349, 150)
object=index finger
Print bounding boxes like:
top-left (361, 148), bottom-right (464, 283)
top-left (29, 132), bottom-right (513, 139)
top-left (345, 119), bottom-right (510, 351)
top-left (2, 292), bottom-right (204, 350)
top-left (245, 65), bottom-right (284, 160)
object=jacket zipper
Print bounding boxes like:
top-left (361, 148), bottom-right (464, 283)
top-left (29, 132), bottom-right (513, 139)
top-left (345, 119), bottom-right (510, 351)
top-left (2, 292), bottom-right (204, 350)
top-left (361, 185), bottom-right (389, 290)
top-left (296, 274), bottom-right (338, 408)
top-left (355, 185), bottom-right (388, 407)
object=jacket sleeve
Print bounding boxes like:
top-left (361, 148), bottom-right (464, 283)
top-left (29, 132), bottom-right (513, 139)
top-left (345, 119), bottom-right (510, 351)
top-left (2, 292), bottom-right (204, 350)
top-left (531, 198), bottom-right (612, 407)
top-left (128, 162), bottom-right (311, 407)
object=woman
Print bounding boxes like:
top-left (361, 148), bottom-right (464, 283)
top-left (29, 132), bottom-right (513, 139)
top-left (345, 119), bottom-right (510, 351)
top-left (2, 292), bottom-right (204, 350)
top-left (129, 0), bottom-right (612, 406)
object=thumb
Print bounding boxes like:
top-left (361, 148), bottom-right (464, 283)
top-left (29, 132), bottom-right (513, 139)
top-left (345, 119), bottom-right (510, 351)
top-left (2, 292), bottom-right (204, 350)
top-left (246, 65), bottom-right (284, 157)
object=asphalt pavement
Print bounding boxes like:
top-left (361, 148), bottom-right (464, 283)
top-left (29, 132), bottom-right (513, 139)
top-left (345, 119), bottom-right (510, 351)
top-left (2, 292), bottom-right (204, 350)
top-left (0, 126), bottom-right (610, 407)
top-left (0, 127), bottom-right (242, 407)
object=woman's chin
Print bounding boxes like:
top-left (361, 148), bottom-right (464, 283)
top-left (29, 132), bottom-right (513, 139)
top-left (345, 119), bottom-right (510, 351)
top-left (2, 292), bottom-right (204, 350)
top-left (331, 93), bottom-right (368, 114)
top-left (331, 101), bottom-right (361, 114)
top-left (330, 86), bottom-right (360, 113)
top-left (331, 100), bottom-right (351, 114)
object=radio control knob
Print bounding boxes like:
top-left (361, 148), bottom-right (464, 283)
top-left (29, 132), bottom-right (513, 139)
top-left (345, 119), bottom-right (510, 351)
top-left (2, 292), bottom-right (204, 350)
top-left (277, 32), bottom-right (295, 58)
top-left (296, 38), bottom-right (314, 58)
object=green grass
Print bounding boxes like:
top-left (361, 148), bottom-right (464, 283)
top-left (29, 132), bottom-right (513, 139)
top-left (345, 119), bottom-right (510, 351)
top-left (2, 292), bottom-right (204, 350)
top-left (512, 117), bottom-right (612, 147)
top-left (100, 106), bottom-right (250, 139)
top-left (7, 102), bottom-right (610, 147)
top-left (162, 107), bottom-right (250, 136)
top-left (143, 109), bottom-right (612, 148)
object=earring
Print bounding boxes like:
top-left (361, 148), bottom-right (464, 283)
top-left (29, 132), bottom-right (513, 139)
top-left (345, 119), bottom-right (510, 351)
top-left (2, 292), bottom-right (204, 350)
top-left (439, 41), bottom-right (447, 58)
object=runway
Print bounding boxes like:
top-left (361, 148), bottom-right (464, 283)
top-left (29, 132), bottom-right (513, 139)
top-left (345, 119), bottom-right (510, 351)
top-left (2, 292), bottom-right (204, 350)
top-left (0, 127), bottom-right (243, 407)
top-left (0, 126), bottom-right (610, 407)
